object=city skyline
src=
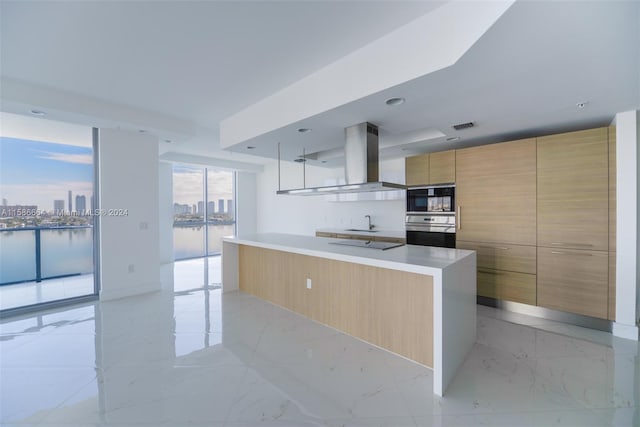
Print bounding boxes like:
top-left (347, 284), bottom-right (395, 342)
top-left (1, 137), bottom-right (234, 212)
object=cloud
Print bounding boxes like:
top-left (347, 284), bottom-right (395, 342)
top-left (36, 151), bottom-right (93, 165)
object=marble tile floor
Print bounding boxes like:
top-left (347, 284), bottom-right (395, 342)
top-left (1, 259), bottom-right (639, 426)
top-left (0, 275), bottom-right (95, 311)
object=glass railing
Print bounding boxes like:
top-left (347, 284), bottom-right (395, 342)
top-left (0, 226), bottom-right (94, 286)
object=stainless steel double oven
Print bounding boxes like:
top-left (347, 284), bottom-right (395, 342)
top-left (405, 185), bottom-right (456, 248)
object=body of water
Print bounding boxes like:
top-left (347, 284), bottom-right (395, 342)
top-left (0, 224), bottom-right (234, 285)
top-left (0, 227), bottom-right (93, 285)
top-left (173, 224), bottom-right (235, 260)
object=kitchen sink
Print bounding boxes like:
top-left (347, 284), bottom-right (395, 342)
top-left (344, 228), bottom-right (378, 232)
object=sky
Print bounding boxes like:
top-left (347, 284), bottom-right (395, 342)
top-left (172, 164), bottom-right (233, 206)
top-left (0, 136), bottom-right (93, 210)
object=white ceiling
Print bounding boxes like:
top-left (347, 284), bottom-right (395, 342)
top-left (1, 0), bottom-right (638, 169)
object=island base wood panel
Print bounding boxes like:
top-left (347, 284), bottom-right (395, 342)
top-left (238, 245), bottom-right (434, 368)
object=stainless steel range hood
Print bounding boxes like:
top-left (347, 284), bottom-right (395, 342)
top-left (277, 122), bottom-right (406, 195)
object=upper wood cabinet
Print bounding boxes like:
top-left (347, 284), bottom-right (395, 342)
top-left (455, 138), bottom-right (537, 245)
top-left (429, 150), bottom-right (455, 184)
top-left (405, 150), bottom-right (455, 186)
top-left (537, 127), bottom-right (609, 251)
top-left (405, 154), bottom-right (429, 186)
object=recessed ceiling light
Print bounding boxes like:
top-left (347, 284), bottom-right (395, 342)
top-left (30, 109), bottom-right (46, 116)
top-left (576, 101), bottom-right (589, 109)
top-left (321, 160), bottom-right (327, 163)
top-left (164, 139), bottom-right (172, 144)
top-left (138, 129), bottom-right (147, 133)
top-left (246, 146), bottom-right (256, 150)
top-left (446, 137), bottom-right (461, 142)
top-left (294, 158), bottom-right (306, 163)
top-left (297, 128), bottom-right (312, 133)
top-left (385, 97), bottom-right (405, 106)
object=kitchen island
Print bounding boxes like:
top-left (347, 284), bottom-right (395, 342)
top-left (222, 233), bottom-right (476, 396)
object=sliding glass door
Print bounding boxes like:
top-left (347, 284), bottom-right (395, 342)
top-left (0, 112), bottom-right (98, 313)
top-left (172, 165), bottom-right (235, 261)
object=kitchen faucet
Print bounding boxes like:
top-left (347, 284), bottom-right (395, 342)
top-left (365, 215), bottom-right (374, 230)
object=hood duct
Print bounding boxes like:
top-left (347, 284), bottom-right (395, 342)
top-left (277, 122), bottom-right (406, 195)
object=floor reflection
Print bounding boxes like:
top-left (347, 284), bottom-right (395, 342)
top-left (1, 256), bottom-right (639, 426)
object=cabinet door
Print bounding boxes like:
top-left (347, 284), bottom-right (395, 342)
top-left (405, 154), bottom-right (429, 186)
top-left (608, 252), bottom-right (616, 321)
top-left (477, 269), bottom-right (536, 305)
top-left (537, 247), bottom-right (608, 319)
top-left (456, 138), bottom-right (537, 245)
top-left (456, 241), bottom-right (536, 274)
top-left (537, 128), bottom-right (608, 251)
top-left (429, 150), bottom-right (455, 184)
top-left (316, 232), bottom-right (336, 238)
top-left (609, 127), bottom-right (616, 252)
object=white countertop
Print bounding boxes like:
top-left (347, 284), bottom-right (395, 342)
top-left (223, 233), bottom-right (474, 277)
top-left (316, 228), bottom-right (406, 239)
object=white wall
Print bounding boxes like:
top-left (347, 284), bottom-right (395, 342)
top-left (236, 171), bottom-right (257, 236)
top-left (99, 128), bottom-right (160, 301)
top-left (614, 110), bottom-right (640, 340)
top-left (256, 158), bottom-right (406, 235)
top-left (158, 162), bottom-right (174, 266)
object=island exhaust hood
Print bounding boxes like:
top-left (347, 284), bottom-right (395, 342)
top-left (277, 122), bottom-right (406, 195)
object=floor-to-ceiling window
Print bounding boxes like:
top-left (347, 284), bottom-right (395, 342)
top-left (0, 112), bottom-right (98, 313)
top-left (172, 164), bottom-right (235, 260)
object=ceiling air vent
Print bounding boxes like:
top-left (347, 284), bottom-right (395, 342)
top-left (452, 121), bottom-right (475, 131)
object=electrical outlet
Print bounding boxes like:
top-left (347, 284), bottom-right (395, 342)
top-left (306, 278), bottom-right (312, 289)
top-left (128, 264), bottom-right (135, 273)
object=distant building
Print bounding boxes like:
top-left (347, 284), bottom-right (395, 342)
top-left (197, 201), bottom-right (204, 215)
top-left (207, 201), bottom-right (216, 214)
top-left (218, 199), bottom-right (224, 214)
top-left (2, 198), bottom-right (7, 207)
top-left (192, 204), bottom-right (197, 215)
top-left (173, 203), bottom-right (190, 215)
top-left (68, 190), bottom-right (73, 212)
top-left (75, 195), bottom-right (86, 214)
top-left (54, 200), bottom-right (65, 211)
top-left (227, 199), bottom-right (234, 218)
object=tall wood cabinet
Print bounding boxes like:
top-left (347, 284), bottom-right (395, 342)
top-left (405, 150), bottom-right (455, 186)
top-left (456, 138), bottom-right (537, 305)
top-left (608, 127), bottom-right (616, 320)
top-left (536, 127), bottom-right (610, 319)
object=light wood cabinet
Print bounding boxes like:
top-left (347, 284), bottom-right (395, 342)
top-left (537, 247), bottom-right (608, 319)
top-left (405, 150), bottom-right (455, 186)
top-left (456, 138), bottom-right (537, 245)
top-left (537, 127), bottom-right (609, 251)
top-left (457, 241), bottom-right (536, 274)
top-left (608, 126), bottom-right (616, 321)
top-left (429, 150), bottom-right (455, 184)
top-left (315, 231), bottom-right (336, 238)
top-left (239, 245), bottom-right (434, 367)
top-left (609, 252), bottom-right (616, 321)
top-left (315, 231), bottom-right (405, 244)
top-left (405, 154), bottom-right (429, 186)
top-left (477, 269), bottom-right (536, 305)
top-left (457, 241), bottom-right (536, 305)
